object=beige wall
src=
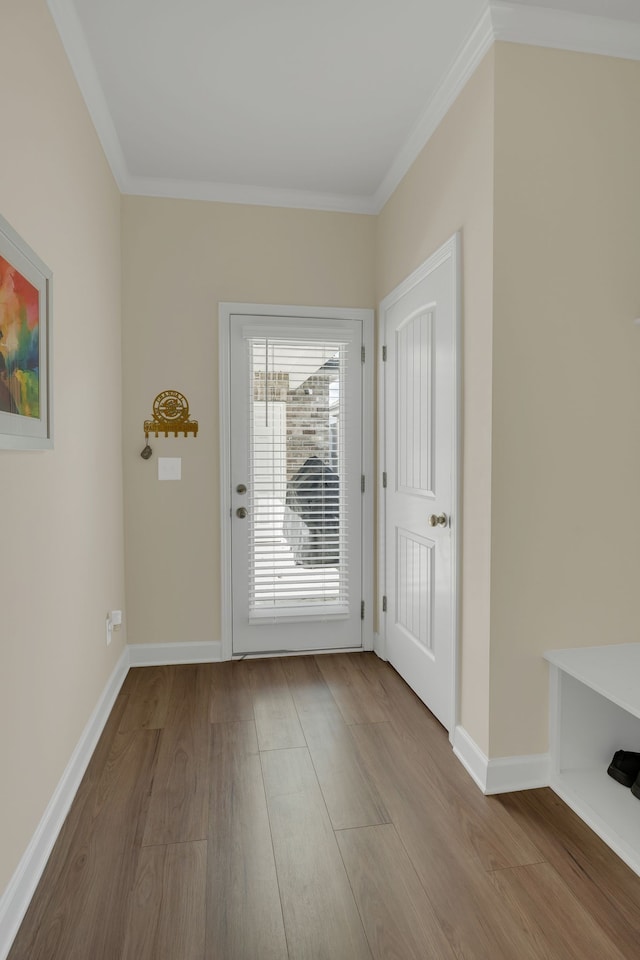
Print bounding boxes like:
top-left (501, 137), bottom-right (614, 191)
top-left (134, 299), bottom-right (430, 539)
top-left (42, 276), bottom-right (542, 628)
top-left (0, 1), bottom-right (124, 895)
top-left (122, 198), bottom-right (375, 649)
top-left (490, 43), bottom-right (640, 756)
top-left (376, 51), bottom-right (495, 754)
top-left (5, 19), bottom-right (640, 909)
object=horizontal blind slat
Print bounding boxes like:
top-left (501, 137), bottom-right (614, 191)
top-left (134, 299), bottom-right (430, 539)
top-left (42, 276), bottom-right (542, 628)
top-left (247, 335), bottom-right (350, 613)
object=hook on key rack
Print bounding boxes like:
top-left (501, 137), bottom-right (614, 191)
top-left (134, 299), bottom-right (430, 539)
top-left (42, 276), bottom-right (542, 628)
top-left (140, 389), bottom-right (198, 459)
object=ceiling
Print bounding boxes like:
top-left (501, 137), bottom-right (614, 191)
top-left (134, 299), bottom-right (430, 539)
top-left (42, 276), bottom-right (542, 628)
top-left (49, 0), bottom-right (640, 213)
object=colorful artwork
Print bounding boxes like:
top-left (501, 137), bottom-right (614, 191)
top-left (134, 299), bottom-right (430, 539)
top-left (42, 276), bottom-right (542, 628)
top-left (0, 254), bottom-right (40, 418)
top-left (0, 214), bottom-right (52, 449)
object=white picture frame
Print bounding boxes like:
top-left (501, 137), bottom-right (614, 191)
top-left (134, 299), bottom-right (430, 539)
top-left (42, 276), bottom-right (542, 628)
top-left (0, 214), bottom-right (52, 449)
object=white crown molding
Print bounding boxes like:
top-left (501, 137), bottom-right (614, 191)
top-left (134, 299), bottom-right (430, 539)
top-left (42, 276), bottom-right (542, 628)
top-left (48, 0), bottom-right (640, 215)
top-left (490, 1), bottom-right (640, 62)
top-left (373, 1), bottom-right (640, 213)
top-left (123, 174), bottom-right (377, 215)
top-left (47, 0), bottom-right (374, 213)
top-left (373, 6), bottom-right (495, 213)
top-left (46, 0), bottom-right (129, 190)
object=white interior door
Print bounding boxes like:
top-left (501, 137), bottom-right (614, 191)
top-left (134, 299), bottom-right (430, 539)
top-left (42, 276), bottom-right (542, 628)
top-left (381, 237), bottom-right (459, 732)
top-left (228, 313), bottom-right (364, 655)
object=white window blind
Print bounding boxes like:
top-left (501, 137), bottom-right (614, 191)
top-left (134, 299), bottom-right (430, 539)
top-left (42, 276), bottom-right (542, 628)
top-left (246, 336), bottom-right (350, 619)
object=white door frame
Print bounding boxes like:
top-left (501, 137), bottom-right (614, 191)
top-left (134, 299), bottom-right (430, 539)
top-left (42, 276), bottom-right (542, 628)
top-left (219, 302), bottom-right (374, 661)
top-left (376, 234), bottom-right (462, 740)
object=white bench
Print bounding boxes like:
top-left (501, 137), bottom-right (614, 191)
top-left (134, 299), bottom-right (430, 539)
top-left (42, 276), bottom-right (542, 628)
top-left (545, 643), bottom-right (640, 876)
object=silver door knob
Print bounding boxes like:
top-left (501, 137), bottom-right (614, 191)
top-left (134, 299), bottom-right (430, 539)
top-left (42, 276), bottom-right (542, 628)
top-left (428, 513), bottom-right (447, 527)
top-left (236, 483), bottom-right (247, 494)
top-left (236, 507), bottom-right (248, 519)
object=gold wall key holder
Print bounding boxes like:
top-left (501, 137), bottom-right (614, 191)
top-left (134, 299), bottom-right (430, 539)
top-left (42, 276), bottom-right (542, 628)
top-left (141, 390), bottom-right (199, 458)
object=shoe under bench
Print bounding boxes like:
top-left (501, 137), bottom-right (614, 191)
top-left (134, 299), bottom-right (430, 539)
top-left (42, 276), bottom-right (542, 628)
top-left (545, 642), bottom-right (640, 877)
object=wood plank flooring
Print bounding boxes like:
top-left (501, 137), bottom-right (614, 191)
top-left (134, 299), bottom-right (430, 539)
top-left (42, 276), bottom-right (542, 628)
top-left (9, 653), bottom-right (640, 959)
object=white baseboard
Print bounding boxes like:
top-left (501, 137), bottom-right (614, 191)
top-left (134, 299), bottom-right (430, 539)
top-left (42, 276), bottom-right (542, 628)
top-left (128, 640), bottom-right (223, 666)
top-left (452, 726), bottom-right (489, 791)
top-left (485, 751), bottom-right (551, 795)
top-left (373, 632), bottom-right (387, 660)
top-left (0, 639), bottom-right (226, 954)
top-left (0, 640), bottom-right (228, 958)
top-left (0, 647), bottom-right (130, 960)
top-left (453, 725), bottom-right (550, 795)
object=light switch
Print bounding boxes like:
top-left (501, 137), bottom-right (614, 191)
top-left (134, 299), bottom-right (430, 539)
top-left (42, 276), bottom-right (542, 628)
top-left (158, 457), bottom-right (182, 481)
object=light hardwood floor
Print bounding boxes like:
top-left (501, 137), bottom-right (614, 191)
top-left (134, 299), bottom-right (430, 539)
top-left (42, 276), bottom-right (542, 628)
top-left (9, 653), bottom-right (640, 959)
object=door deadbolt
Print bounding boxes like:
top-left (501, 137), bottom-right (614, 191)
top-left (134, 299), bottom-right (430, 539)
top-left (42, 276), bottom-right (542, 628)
top-left (236, 483), bottom-right (247, 494)
top-left (428, 513), bottom-right (448, 527)
top-left (236, 507), bottom-right (248, 519)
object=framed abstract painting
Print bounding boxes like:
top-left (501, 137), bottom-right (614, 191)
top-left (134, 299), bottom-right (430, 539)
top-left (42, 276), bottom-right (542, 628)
top-left (0, 214), bottom-right (52, 449)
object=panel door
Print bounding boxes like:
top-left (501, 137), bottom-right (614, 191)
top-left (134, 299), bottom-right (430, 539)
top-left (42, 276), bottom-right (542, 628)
top-left (229, 315), bottom-right (363, 655)
top-left (383, 244), bottom-right (457, 730)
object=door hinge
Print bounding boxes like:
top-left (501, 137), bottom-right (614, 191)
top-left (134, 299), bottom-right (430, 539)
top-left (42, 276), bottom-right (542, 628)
top-left (382, 345), bottom-right (387, 361)
top-left (361, 474), bottom-right (365, 493)
top-left (382, 471), bottom-right (387, 489)
top-left (382, 595), bottom-right (387, 613)
top-left (361, 600), bottom-right (365, 620)
top-left (361, 344), bottom-right (366, 363)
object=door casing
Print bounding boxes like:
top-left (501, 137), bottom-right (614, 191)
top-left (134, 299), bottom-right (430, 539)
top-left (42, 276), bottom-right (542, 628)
top-left (219, 302), bottom-right (374, 660)
top-left (377, 234), bottom-right (462, 740)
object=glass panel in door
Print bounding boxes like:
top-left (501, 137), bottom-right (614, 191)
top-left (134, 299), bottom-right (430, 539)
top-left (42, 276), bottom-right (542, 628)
top-left (229, 317), bottom-right (362, 654)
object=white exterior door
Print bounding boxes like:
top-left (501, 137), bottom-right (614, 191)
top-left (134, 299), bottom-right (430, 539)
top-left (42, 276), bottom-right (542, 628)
top-left (381, 236), bottom-right (459, 732)
top-left (226, 310), bottom-right (367, 655)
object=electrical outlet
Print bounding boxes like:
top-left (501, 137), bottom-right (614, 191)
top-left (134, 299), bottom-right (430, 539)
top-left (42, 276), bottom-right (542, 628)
top-left (106, 610), bottom-right (123, 646)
